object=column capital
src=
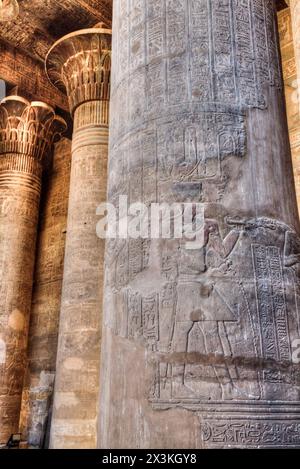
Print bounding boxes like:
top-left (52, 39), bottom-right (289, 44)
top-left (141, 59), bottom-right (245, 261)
top-left (45, 28), bottom-right (112, 116)
top-left (0, 95), bottom-right (66, 167)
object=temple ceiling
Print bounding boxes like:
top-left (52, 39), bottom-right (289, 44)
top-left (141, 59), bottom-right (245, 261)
top-left (0, 0), bottom-right (112, 63)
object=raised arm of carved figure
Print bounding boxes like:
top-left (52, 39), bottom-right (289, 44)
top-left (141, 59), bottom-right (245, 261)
top-left (204, 219), bottom-right (240, 259)
top-left (222, 230), bottom-right (241, 258)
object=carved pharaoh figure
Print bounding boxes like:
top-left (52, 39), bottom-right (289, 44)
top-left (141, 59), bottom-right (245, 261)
top-left (98, 0), bottom-right (300, 449)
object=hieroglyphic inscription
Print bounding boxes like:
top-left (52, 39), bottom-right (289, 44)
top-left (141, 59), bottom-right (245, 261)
top-left (252, 245), bottom-right (291, 368)
top-left (100, 0), bottom-right (300, 449)
top-left (111, 0), bottom-right (282, 147)
top-left (126, 290), bottom-right (159, 351)
top-left (202, 420), bottom-right (300, 447)
top-left (45, 29), bottom-right (112, 449)
top-left (19, 139), bottom-right (71, 446)
top-left (0, 97), bottom-right (66, 443)
top-left (0, 41), bottom-right (68, 111)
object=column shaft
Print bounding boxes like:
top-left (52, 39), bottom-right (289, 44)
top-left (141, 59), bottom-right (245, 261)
top-left (0, 156), bottom-right (41, 443)
top-left (45, 29), bottom-right (111, 449)
top-left (50, 102), bottom-right (108, 449)
top-left (0, 97), bottom-right (66, 444)
top-left (99, 0), bottom-right (300, 449)
top-left (19, 138), bottom-right (72, 448)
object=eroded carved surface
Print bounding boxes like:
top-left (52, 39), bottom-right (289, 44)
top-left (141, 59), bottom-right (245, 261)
top-left (0, 96), bottom-right (66, 444)
top-left (99, 0), bottom-right (300, 449)
top-left (46, 30), bottom-right (111, 450)
top-left (19, 138), bottom-right (72, 448)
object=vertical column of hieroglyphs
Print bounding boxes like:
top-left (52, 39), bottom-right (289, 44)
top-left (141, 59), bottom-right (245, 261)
top-left (282, 2), bottom-right (300, 211)
top-left (45, 29), bottom-right (111, 449)
top-left (0, 96), bottom-right (66, 444)
top-left (99, 0), bottom-right (300, 449)
top-left (19, 138), bottom-right (72, 448)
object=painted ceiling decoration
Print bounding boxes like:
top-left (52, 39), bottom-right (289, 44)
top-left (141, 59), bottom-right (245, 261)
top-left (0, 1), bottom-right (112, 62)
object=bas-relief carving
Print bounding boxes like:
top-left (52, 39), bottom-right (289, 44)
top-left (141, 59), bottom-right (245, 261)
top-left (278, 8), bottom-right (293, 47)
top-left (109, 0), bottom-right (282, 207)
top-left (0, 96), bottom-right (66, 442)
top-left (45, 29), bottom-right (111, 449)
top-left (201, 420), bottom-right (300, 448)
top-left (105, 215), bottom-right (300, 447)
top-left (103, 0), bottom-right (300, 448)
top-left (107, 218), bottom-right (300, 389)
top-left (111, 0), bottom-right (282, 145)
top-left (18, 138), bottom-right (72, 446)
top-left (0, 41), bottom-right (69, 111)
top-left (109, 112), bottom-right (246, 211)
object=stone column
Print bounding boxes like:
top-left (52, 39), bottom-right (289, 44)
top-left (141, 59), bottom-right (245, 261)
top-left (0, 96), bottom-right (66, 444)
top-left (19, 138), bottom-right (72, 448)
top-left (99, 0), bottom-right (300, 449)
top-left (45, 28), bottom-right (111, 449)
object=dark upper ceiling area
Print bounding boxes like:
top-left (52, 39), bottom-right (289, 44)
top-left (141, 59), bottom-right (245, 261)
top-left (277, 0), bottom-right (289, 11)
top-left (0, 0), bottom-right (289, 64)
top-left (0, 0), bottom-right (112, 63)
top-left (276, 0), bottom-right (287, 10)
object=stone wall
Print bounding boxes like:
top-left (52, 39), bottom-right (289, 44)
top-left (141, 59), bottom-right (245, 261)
top-left (0, 41), bottom-right (68, 111)
top-left (278, 7), bottom-right (300, 211)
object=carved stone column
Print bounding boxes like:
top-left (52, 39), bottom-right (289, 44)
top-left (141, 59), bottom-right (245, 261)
top-left (99, 0), bottom-right (300, 449)
top-left (19, 138), bottom-right (72, 448)
top-left (0, 96), bottom-right (66, 444)
top-left (46, 28), bottom-right (111, 449)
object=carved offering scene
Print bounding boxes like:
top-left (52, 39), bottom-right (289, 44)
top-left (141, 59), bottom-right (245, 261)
top-left (1, 0), bottom-right (300, 452)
